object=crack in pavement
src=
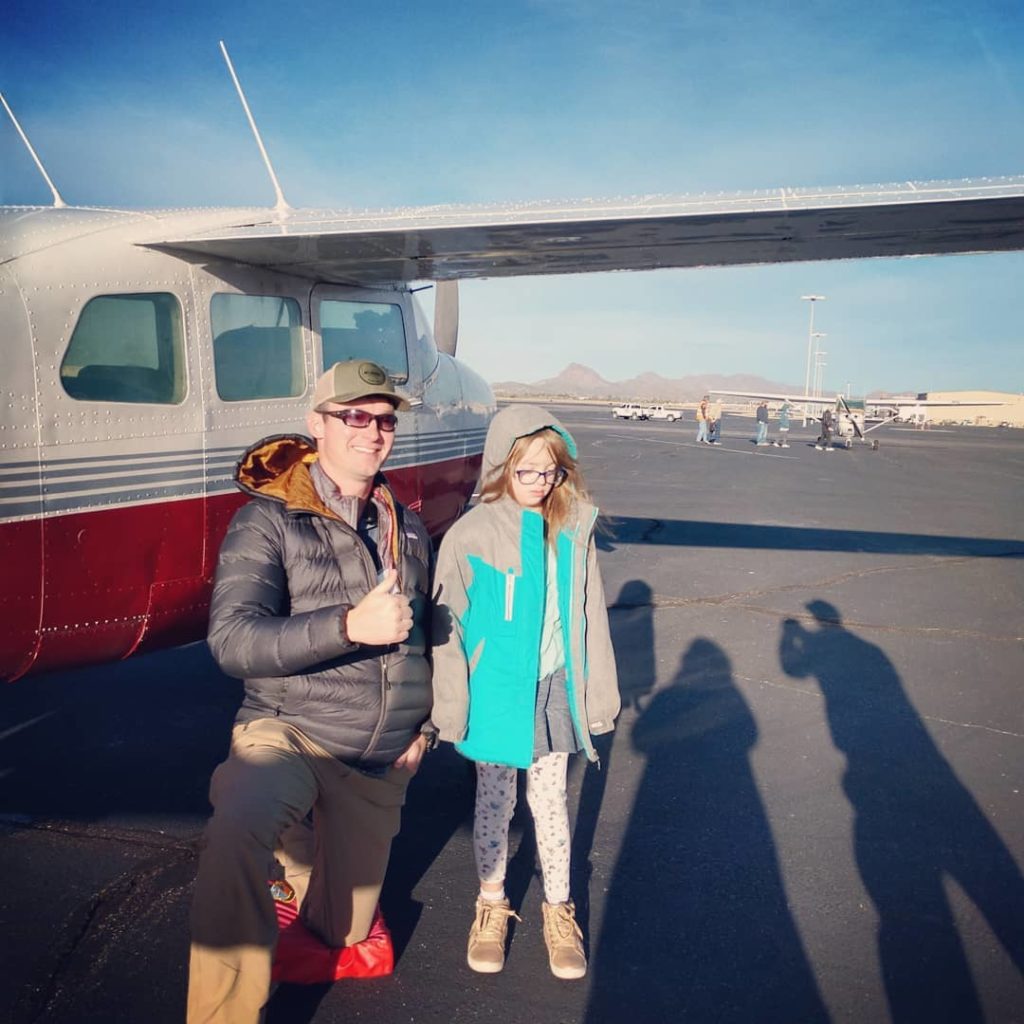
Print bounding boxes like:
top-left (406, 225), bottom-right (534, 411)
top-left (748, 677), bottom-right (1024, 740)
top-left (10, 822), bottom-right (197, 1024)
top-left (2, 818), bottom-right (196, 850)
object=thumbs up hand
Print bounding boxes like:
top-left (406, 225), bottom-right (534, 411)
top-left (345, 568), bottom-right (413, 646)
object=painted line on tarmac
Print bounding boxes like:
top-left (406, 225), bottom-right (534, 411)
top-left (606, 433), bottom-right (798, 459)
top-left (0, 711), bottom-right (56, 742)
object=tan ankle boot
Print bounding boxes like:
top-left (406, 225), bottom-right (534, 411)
top-left (467, 897), bottom-right (520, 973)
top-left (541, 900), bottom-right (587, 979)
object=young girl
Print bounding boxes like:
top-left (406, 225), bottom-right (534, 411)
top-left (432, 405), bottom-right (620, 979)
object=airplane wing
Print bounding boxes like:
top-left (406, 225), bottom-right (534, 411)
top-left (148, 175), bottom-right (1024, 285)
top-left (871, 397), bottom-right (1005, 407)
top-left (707, 388), bottom-right (827, 404)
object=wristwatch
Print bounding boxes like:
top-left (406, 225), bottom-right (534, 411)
top-left (419, 722), bottom-right (440, 752)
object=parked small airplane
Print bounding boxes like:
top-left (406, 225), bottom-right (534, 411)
top-left (3, 47), bottom-right (1024, 681)
top-left (707, 389), bottom-right (1003, 448)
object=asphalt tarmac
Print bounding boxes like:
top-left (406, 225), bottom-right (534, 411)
top-left (2, 407), bottom-right (1022, 1024)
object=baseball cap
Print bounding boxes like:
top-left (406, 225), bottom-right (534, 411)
top-left (312, 360), bottom-right (411, 412)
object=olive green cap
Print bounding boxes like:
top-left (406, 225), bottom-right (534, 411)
top-left (312, 360), bottom-right (410, 412)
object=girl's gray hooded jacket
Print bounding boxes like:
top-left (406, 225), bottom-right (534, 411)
top-left (431, 406), bottom-right (620, 768)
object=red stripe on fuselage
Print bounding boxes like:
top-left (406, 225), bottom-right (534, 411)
top-left (0, 453), bottom-right (480, 681)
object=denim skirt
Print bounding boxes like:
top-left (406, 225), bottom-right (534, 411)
top-left (534, 667), bottom-right (581, 755)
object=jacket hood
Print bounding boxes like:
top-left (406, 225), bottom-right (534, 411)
top-left (482, 405), bottom-right (578, 481)
top-left (234, 434), bottom-right (332, 515)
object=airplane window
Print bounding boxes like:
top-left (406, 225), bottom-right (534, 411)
top-left (319, 300), bottom-right (408, 380)
top-left (211, 294), bottom-right (305, 402)
top-left (60, 293), bottom-right (186, 404)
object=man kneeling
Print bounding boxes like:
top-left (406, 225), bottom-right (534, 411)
top-left (188, 361), bottom-right (435, 1024)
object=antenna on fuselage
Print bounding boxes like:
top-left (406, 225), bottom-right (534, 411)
top-left (218, 41), bottom-right (291, 215)
top-left (1, 92), bottom-right (67, 208)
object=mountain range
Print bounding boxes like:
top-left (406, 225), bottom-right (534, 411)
top-left (491, 363), bottom-right (803, 402)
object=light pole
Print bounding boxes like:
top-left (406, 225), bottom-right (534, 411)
top-left (812, 335), bottom-right (827, 398)
top-left (801, 295), bottom-right (825, 425)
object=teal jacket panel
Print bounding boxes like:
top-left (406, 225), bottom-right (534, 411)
top-left (433, 496), bottom-right (619, 770)
top-left (456, 510), bottom-right (545, 766)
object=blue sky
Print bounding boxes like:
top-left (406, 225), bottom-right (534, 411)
top-left (3, 0), bottom-right (1023, 392)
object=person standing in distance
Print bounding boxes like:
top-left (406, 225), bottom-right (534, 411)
top-left (696, 396), bottom-right (710, 444)
top-left (432, 405), bottom-right (620, 981)
top-left (755, 401), bottom-right (770, 445)
top-left (188, 360), bottom-right (435, 1024)
top-left (777, 401), bottom-right (792, 447)
top-left (816, 406), bottom-right (835, 450)
top-left (707, 398), bottom-right (723, 444)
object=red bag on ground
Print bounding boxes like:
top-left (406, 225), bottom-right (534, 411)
top-left (271, 898), bottom-right (395, 983)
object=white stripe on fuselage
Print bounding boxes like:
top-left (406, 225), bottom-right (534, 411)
top-left (0, 430), bottom-right (486, 523)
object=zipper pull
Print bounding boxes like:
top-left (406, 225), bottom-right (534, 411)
top-left (505, 569), bottom-right (516, 621)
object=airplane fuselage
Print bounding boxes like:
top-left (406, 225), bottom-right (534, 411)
top-left (0, 207), bottom-right (494, 681)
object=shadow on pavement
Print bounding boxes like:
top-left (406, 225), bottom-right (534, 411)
top-left (781, 600), bottom-right (1024, 1023)
top-left (265, 748), bottom-right (474, 1024)
top-left (0, 638), bottom-right (472, 1024)
top-left (597, 516), bottom-right (1024, 558)
top-left (571, 580), bottom-right (656, 944)
top-left (0, 641), bottom-right (239, 822)
top-left (585, 638), bottom-right (829, 1024)
top-left (380, 743), bottom-right (475, 956)
top-left (607, 581), bottom-right (657, 713)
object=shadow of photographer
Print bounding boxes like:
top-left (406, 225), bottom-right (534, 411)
top-left (780, 600), bottom-right (1024, 1023)
top-left (585, 638), bottom-right (828, 1024)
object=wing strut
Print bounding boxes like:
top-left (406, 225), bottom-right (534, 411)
top-left (0, 92), bottom-right (67, 208)
top-left (219, 41), bottom-right (291, 215)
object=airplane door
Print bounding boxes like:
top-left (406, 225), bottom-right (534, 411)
top-left (197, 271), bottom-right (317, 589)
top-left (31, 279), bottom-right (205, 673)
top-left (0, 271), bottom-right (42, 681)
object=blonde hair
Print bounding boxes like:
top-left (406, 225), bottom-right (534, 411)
top-left (480, 428), bottom-right (588, 542)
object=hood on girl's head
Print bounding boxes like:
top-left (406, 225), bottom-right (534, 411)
top-left (482, 405), bottom-right (578, 479)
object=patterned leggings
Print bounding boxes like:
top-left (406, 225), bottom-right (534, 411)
top-left (473, 753), bottom-right (571, 905)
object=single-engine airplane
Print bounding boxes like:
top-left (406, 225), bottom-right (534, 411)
top-left (708, 389), bottom-right (1004, 448)
top-left (3, 48), bottom-right (1024, 681)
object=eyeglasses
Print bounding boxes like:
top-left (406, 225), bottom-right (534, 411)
top-left (514, 468), bottom-right (568, 486)
top-left (322, 409), bottom-right (398, 432)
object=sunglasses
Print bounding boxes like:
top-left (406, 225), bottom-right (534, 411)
top-left (322, 409), bottom-right (398, 432)
top-left (514, 468), bottom-right (568, 486)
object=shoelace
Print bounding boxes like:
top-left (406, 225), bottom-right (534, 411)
top-left (476, 902), bottom-right (521, 939)
top-left (548, 904), bottom-right (583, 941)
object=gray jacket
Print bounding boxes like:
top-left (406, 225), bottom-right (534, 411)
top-left (208, 434), bottom-right (433, 766)
top-left (432, 406), bottom-right (620, 767)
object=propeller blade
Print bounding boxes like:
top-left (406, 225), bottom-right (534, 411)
top-left (434, 280), bottom-right (459, 356)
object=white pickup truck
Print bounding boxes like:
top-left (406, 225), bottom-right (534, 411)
top-left (611, 403), bottom-right (683, 421)
top-left (611, 402), bottom-right (652, 420)
top-left (648, 405), bottom-right (682, 422)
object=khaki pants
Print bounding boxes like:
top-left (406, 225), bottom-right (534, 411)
top-left (187, 719), bottom-right (409, 1024)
